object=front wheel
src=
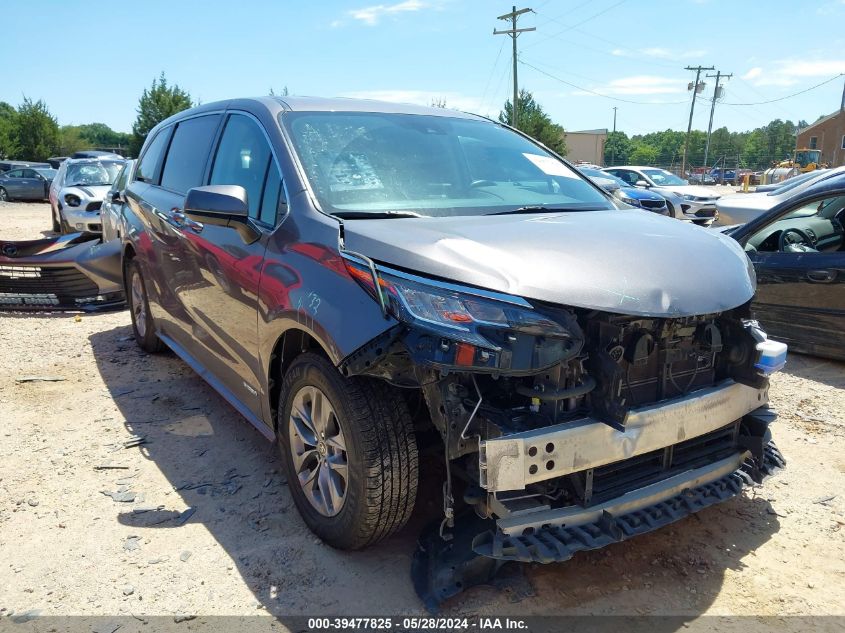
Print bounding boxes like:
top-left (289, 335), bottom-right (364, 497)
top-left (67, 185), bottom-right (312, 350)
top-left (0, 187), bottom-right (8, 202)
top-left (126, 259), bottom-right (164, 353)
top-left (51, 204), bottom-right (61, 233)
top-left (277, 353), bottom-right (418, 550)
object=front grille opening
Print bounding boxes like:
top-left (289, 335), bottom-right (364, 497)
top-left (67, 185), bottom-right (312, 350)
top-left (0, 264), bottom-right (114, 309)
top-left (566, 421), bottom-right (741, 507)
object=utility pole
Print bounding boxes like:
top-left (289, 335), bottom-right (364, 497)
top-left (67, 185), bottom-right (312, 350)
top-left (681, 65), bottom-right (714, 177)
top-left (610, 107), bottom-right (617, 166)
top-left (494, 6), bottom-right (535, 130)
top-left (703, 70), bottom-right (731, 175)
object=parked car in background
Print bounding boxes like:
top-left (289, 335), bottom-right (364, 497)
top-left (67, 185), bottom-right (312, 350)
top-left (753, 169), bottom-right (820, 193)
top-left (101, 160), bottom-right (136, 241)
top-left (47, 156), bottom-right (69, 168)
top-left (121, 97), bottom-right (786, 609)
top-left (715, 168), bottom-right (842, 226)
top-left (0, 166), bottom-right (57, 201)
top-left (71, 150), bottom-right (124, 160)
top-left (722, 172), bottom-right (845, 361)
top-left (603, 165), bottom-right (720, 225)
top-left (578, 167), bottom-right (669, 216)
top-left (0, 160), bottom-right (51, 173)
top-left (48, 158), bottom-right (125, 233)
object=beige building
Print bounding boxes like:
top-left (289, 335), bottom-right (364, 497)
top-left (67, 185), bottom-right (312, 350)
top-left (796, 108), bottom-right (845, 167)
top-left (563, 128), bottom-right (607, 165)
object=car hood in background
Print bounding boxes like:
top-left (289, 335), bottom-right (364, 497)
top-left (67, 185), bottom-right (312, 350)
top-left (60, 184), bottom-right (110, 201)
top-left (619, 186), bottom-right (664, 201)
top-left (343, 210), bottom-right (755, 317)
top-left (659, 184), bottom-right (720, 199)
top-left (716, 192), bottom-right (779, 212)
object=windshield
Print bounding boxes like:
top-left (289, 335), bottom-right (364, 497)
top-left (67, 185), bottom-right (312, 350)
top-left (283, 112), bottom-right (611, 218)
top-left (581, 168), bottom-right (627, 188)
top-left (641, 168), bottom-right (687, 186)
top-left (66, 160), bottom-right (124, 186)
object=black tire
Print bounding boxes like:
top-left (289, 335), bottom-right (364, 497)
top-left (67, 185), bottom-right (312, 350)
top-left (126, 258), bottom-right (164, 353)
top-left (51, 204), bottom-right (61, 233)
top-left (277, 353), bottom-right (418, 550)
top-left (0, 187), bottom-right (8, 202)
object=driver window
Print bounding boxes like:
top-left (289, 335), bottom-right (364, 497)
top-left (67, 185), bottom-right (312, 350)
top-left (745, 195), bottom-right (845, 254)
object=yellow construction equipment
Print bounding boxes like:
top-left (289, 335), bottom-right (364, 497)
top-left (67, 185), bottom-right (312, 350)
top-left (761, 149), bottom-right (824, 185)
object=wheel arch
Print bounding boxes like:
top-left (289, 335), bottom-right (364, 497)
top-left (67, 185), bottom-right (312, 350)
top-left (266, 327), bottom-right (334, 431)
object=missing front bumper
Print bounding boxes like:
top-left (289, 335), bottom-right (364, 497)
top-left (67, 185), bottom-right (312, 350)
top-left (479, 379), bottom-right (767, 492)
top-left (476, 442), bottom-right (785, 562)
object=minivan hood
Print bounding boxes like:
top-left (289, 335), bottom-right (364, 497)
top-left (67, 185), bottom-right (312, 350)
top-left (343, 210), bottom-right (755, 317)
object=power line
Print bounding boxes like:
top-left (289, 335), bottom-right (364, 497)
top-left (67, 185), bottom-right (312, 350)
top-left (479, 38), bottom-right (507, 113)
top-left (524, 0), bottom-right (628, 50)
top-left (721, 74), bottom-right (843, 105)
top-left (518, 59), bottom-right (688, 105)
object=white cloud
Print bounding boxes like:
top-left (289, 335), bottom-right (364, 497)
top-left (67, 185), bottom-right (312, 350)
top-left (602, 75), bottom-right (685, 95)
top-left (610, 47), bottom-right (707, 61)
top-left (348, 0), bottom-right (428, 26)
top-left (741, 67), bottom-right (763, 80)
top-left (746, 58), bottom-right (845, 86)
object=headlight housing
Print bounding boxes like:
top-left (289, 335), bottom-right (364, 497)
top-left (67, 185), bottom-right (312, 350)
top-left (64, 193), bottom-right (81, 207)
top-left (344, 257), bottom-right (583, 372)
top-left (682, 193), bottom-right (696, 201)
top-left (614, 190), bottom-right (639, 207)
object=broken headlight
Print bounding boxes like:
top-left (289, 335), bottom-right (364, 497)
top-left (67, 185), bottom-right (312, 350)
top-left (344, 256), bottom-right (583, 372)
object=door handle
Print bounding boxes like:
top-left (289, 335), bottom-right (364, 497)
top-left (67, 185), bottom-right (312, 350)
top-left (170, 209), bottom-right (203, 233)
top-left (806, 269), bottom-right (836, 283)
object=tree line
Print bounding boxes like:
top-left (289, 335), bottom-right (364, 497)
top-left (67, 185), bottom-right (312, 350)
top-left (0, 73), bottom-right (192, 161)
top-left (604, 118), bottom-right (810, 171)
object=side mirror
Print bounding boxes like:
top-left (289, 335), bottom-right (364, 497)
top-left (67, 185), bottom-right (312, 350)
top-left (635, 180), bottom-right (650, 188)
top-left (184, 185), bottom-right (249, 218)
top-left (110, 190), bottom-right (122, 203)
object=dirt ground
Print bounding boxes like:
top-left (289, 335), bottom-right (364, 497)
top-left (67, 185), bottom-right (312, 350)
top-left (1, 201), bottom-right (844, 622)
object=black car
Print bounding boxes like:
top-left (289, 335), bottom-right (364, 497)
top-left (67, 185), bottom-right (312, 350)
top-left (725, 172), bottom-right (845, 361)
top-left (120, 97), bottom-right (787, 608)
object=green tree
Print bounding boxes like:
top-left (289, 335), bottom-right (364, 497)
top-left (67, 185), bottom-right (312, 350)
top-left (0, 101), bottom-right (19, 159)
top-left (604, 131), bottom-right (632, 166)
top-left (57, 125), bottom-right (90, 155)
top-left (499, 89), bottom-right (567, 155)
top-left (14, 97), bottom-right (59, 161)
top-left (628, 143), bottom-right (658, 165)
top-left (130, 73), bottom-right (192, 156)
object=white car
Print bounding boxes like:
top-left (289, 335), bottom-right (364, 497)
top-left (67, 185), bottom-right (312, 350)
top-left (715, 167), bottom-right (843, 226)
top-left (603, 165), bottom-right (721, 226)
top-left (101, 160), bottom-right (136, 242)
top-left (48, 158), bottom-right (125, 234)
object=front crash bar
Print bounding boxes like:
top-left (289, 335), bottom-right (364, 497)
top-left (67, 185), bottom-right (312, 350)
top-left (479, 379), bottom-right (767, 492)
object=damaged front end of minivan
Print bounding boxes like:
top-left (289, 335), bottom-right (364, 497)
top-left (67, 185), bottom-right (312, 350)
top-left (338, 251), bottom-right (786, 611)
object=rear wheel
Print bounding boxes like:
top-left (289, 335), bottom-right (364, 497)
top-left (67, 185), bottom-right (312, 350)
top-left (277, 353), bottom-right (418, 550)
top-left (126, 258), bottom-right (164, 353)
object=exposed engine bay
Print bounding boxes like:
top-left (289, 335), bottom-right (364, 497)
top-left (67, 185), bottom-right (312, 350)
top-left (341, 255), bottom-right (786, 609)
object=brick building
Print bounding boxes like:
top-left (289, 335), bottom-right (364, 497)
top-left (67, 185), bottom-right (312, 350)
top-left (796, 108), bottom-right (845, 167)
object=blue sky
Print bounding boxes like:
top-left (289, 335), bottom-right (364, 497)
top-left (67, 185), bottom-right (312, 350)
top-left (4, 0), bottom-right (845, 135)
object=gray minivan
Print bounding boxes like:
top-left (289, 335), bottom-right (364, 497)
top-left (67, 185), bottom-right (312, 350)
top-left (121, 97), bottom-right (787, 607)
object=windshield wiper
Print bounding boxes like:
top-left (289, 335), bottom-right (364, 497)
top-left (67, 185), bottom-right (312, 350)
top-left (487, 205), bottom-right (604, 216)
top-left (333, 210), bottom-right (422, 219)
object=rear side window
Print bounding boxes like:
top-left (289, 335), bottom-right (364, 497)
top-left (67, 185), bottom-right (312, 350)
top-left (210, 114), bottom-right (281, 221)
top-left (160, 115), bottom-right (221, 194)
top-left (136, 128), bottom-right (171, 184)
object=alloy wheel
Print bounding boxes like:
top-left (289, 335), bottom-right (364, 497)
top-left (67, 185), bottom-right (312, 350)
top-left (288, 385), bottom-right (349, 517)
top-left (131, 271), bottom-right (147, 338)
